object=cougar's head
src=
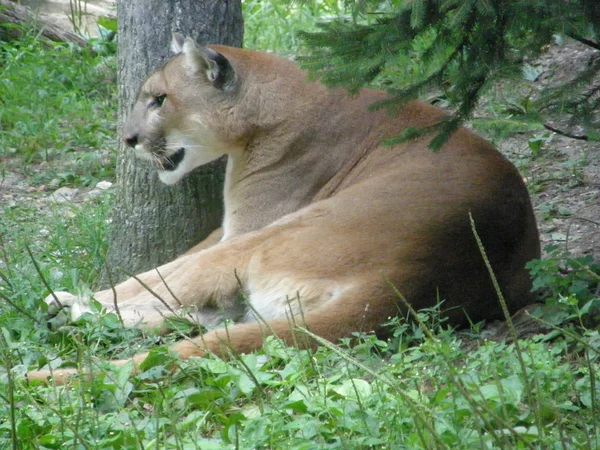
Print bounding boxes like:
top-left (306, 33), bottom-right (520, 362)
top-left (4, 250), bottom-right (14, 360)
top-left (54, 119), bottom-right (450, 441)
top-left (122, 34), bottom-right (245, 185)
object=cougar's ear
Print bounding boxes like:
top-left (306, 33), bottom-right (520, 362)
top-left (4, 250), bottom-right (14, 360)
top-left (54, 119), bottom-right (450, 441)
top-left (181, 37), bottom-right (235, 90)
top-left (171, 32), bottom-right (185, 54)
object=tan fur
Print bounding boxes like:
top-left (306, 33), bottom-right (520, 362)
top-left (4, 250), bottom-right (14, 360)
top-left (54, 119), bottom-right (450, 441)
top-left (28, 36), bottom-right (540, 385)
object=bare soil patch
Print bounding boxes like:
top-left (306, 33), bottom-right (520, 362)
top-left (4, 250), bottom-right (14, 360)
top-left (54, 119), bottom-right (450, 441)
top-left (502, 42), bottom-right (600, 259)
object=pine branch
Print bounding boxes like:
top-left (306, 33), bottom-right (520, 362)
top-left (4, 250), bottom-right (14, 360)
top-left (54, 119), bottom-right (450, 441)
top-left (295, 0), bottom-right (600, 146)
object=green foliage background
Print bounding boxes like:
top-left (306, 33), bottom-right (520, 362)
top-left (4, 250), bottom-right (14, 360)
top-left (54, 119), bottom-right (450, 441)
top-left (296, 0), bottom-right (600, 147)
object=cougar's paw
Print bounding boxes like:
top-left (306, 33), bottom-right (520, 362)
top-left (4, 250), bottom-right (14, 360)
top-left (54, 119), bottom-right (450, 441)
top-left (44, 292), bottom-right (92, 328)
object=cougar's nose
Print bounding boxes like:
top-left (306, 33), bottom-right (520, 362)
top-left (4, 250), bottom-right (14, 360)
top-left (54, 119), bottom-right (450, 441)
top-left (124, 133), bottom-right (138, 148)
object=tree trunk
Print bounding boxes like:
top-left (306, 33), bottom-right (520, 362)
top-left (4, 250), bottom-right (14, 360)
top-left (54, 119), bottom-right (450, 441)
top-left (107, 0), bottom-right (243, 281)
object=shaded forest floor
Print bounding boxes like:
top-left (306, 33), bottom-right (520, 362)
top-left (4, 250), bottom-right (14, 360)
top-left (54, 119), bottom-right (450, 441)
top-left (497, 42), bottom-right (599, 259)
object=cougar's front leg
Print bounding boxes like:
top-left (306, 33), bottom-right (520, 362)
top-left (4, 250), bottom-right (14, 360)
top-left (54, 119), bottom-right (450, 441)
top-left (99, 235), bottom-right (256, 329)
top-left (45, 255), bottom-right (193, 323)
top-left (94, 227), bottom-right (225, 306)
top-left (45, 229), bottom-right (225, 325)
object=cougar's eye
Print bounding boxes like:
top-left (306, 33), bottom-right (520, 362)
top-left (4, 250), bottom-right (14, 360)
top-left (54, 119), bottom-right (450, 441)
top-left (152, 94), bottom-right (167, 107)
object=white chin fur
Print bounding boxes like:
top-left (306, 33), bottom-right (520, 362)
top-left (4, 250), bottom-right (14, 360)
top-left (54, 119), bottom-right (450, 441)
top-left (157, 146), bottom-right (226, 185)
top-left (133, 144), bottom-right (154, 161)
top-left (158, 168), bottom-right (185, 185)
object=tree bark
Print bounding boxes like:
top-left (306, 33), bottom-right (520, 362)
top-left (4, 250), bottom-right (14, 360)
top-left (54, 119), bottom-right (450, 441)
top-left (107, 0), bottom-right (243, 281)
top-left (0, 0), bottom-right (87, 46)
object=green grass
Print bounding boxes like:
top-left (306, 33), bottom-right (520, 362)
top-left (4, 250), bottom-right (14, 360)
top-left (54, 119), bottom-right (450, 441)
top-left (0, 31), bottom-right (117, 183)
top-left (243, 0), bottom-right (345, 54)
top-left (0, 3), bottom-right (599, 449)
top-left (0, 195), bottom-right (112, 335)
top-left (1, 307), bottom-right (599, 448)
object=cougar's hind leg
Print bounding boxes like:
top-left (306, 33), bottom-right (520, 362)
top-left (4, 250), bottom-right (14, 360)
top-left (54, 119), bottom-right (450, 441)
top-left (27, 279), bottom-right (402, 385)
top-left (168, 279), bottom-right (401, 359)
top-left (28, 277), bottom-right (400, 385)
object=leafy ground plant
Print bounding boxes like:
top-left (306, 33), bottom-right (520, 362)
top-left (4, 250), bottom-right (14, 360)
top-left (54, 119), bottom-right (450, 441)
top-left (528, 246), bottom-right (600, 327)
top-left (1, 301), bottom-right (600, 449)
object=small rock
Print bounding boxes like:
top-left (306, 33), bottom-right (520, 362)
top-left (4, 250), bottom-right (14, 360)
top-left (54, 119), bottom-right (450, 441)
top-left (87, 189), bottom-right (104, 199)
top-left (26, 185), bottom-right (47, 193)
top-left (51, 187), bottom-right (79, 204)
top-left (95, 180), bottom-right (113, 190)
top-left (62, 210), bottom-right (76, 218)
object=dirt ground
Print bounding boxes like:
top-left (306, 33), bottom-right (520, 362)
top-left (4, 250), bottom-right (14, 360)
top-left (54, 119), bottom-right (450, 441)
top-left (502, 42), bottom-right (600, 259)
top-left (20, 0), bottom-right (115, 37)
